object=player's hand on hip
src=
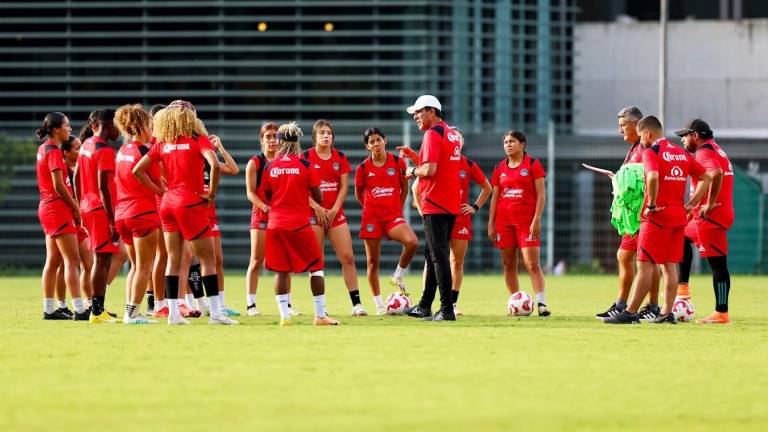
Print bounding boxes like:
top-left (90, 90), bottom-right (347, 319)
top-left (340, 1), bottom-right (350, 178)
top-left (460, 203), bottom-right (476, 215)
top-left (698, 202), bottom-right (720, 217)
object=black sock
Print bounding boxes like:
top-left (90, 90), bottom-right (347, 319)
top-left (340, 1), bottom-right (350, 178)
top-left (202, 274), bottom-right (219, 298)
top-left (188, 264), bottom-right (205, 299)
top-left (146, 291), bottom-right (155, 310)
top-left (349, 289), bottom-right (361, 306)
top-left (92, 296), bottom-right (105, 315)
top-left (679, 238), bottom-right (694, 284)
top-left (708, 256), bottom-right (730, 312)
top-left (451, 290), bottom-right (460, 304)
top-left (165, 276), bottom-right (179, 299)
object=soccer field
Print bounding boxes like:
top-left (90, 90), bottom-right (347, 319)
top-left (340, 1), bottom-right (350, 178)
top-left (1, 274), bottom-right (766, 432)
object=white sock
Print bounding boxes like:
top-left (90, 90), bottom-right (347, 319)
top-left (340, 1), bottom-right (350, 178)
top-left (373, 295), bottom-right (383, 307)
top-left (247, 293), bottom-right (257, 307)
top-left (168, 299), bottom-right (180, 318)
top-left (393, 266), bottom-right (406, 279)
top-left (156, 299), bottom-right (167, 310)
top-left (43, 298), bottom-right (56, 314)
top-left (536, 292), bottom-right (547, 305)
top-left (196, 296), bottom-right (209, 311)
top-left (313, 294), bottom-right (327, 318)
top-left (218, 291), bottom-right (226, 306)
top-left (275, 294), bottom-right (290, 319)
top-left (84, 297), bottom-right (92, 308)
top-left (208, 294), bottom-right (222, 318)
top-left (72, 297), bottom-right (86, 314)
top-left (185, 293), bottom-right (195, 307)
top-left (57, 300), bottom-right (67, 309)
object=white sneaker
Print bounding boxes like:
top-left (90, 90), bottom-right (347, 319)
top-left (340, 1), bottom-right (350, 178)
top-left (288, 307), bottom-right (301, 317)
top-left (376, 305), bottom-right (387, 316)
top-left (168, 315), bottom-right (191, 325)
top-left (209, 315), bottom-right (240, 325)
top-left (351, 304), bottom-right (368, 316)
top-left (246, 304), bottom-right (261, 317)
top-left (123, 314), bottom-right (153, 324)
top-left (390, 277), bottom-right (409, 296)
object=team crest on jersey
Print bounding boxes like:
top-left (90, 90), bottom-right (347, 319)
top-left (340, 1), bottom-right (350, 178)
top-left (459, 170), bottom-right (467, 178)
top-left (333, 162), bottom-right (340, 171)
top-left (366, 224), bottom-right (375, 233)
top-left (520, 169), bottom-right (529, 177)
top-left (387, 168), bottom-right (396, 176)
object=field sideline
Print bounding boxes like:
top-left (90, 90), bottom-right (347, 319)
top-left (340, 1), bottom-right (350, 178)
top-left (1, 274), bottom-right (766, 432)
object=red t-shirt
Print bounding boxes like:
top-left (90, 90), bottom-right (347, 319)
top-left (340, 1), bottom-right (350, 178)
top-left (77, 136), bottom-right (116, 213)
top-left (491, 154), bottom-right (546, 225)
top-left (36, 141), bottom-right (69, 207)
top-left (301, 147), bottom-right (351, 214)
top-left (115, 142), bottom-right (161, 220)
top-left (417, 121), bottom-right (462, 215)
top-left (458, 156), bottom-right (487, 205)
top-left (692, 139), bottom-right (734, 228)
top-left (249, 154), bottom-right (271, 222)
top-left (623, 139), bottom-right (643, 164)
top-left (354, 153), bottom-right (407, 220)
top-left (148, 135), bottom-right (215, 207)
top-left (263, 154), bottom-right (320, 230)
top-left (641, 138), bottom-right (706, 228)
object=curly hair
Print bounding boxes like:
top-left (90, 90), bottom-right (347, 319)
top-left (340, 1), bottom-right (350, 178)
top-left (152, 100), bottom-right (207, 143)
top-left (114, 103), bottom-right (150, 138)
top-left (276, 122), bottom-right (303, 156)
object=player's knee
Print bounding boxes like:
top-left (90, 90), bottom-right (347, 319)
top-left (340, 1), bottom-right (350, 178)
top-left (339, 253), bottom-right (355, 267)
top-left (524, 260), bottom-right (542, 274)
top-left (366, 258), bottom-right (379, 272)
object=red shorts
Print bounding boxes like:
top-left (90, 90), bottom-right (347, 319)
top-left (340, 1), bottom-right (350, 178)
top-left (82, 208), bottom-right (119, 254)
top-left (310, 210), bottom-right (347, 230)
top-left (451, 215), bottom-right (472, 240)
top-left (637, 221), bottom-right (684, 264)
top-left (359, 213), bottom-right (406, 239)
top-left (38, 203), bottom-right (77, 238)
top-left (160, 200), bottom-right (213, 241)
top-left (250, 213), bottom-right (268, 230)
top-left (265, 227), bottom-right (323, 273)
top-left (494, 221), bottom-right (540, 249)
top-left (685, 218), bottom-right (728, 258)
top-left (116, 211), bottom-right (160, 246)
top-left (619, 233), bottom-right (638, 251)
top-left (208, 207), bottom-right (220, 238)
top-left (77, 225), bottom-right (88, 243)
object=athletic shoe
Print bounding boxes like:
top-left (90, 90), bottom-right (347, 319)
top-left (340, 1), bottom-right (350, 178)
top-left (537, 303), bottom-right (552, 317)
top-left (376, 305), bottom-right (387, 316)
top-left (351, 304), bottom-right (368, 316)
top-left (152, 306), bottom-right (169, 318)
top-left (423, 310), bottom-right (456, 321)
top-left (637, 304), bottom-right (660, 322)
top-left (89, 311), bottom-right (118, 324)
top-left (168, 315), bottom-right (191, 325)
top-left (246, 304), bottom-right (261, 317)
top-left (179, 303), bottom-right (201, 318)
top-left (43, 308), bottom-right (71, 320)
top-left (390, 277), bottom-right (409, 296)
top-left (221, 306), bottom-right (241, 317)
top-left (58, 307), bottom-right (74, 319)
top-left (453, 304), bottom-right (464, 317)
top-left (313, 316), bottom-right (340, 326)
top-left (209, 315), bottom-right (239, 325)
top-left (695, 311), bottom-right (730, 324)
top-left (595, 302), bottom-right (625, 320)
top-left (123, 315), bottom-right (153, 324)
top-left (73, 309), bottom-right (91, 321)
top-left (105, 310), bottom-right (118, 319)
top-left (603, 310), bottom-right (640, 324)
top-left (676, 284), bottom-right (691, 300)
top-left (288, 307), bottom-right (301, 317)
top-left (279, 318), bottom-right (292, 326)
top-left (137, 314), bottom-right (158, 324)
top-left (404, 304), bottom-right (431, 318)
top-left (651, 313), bottom-right (677, 324)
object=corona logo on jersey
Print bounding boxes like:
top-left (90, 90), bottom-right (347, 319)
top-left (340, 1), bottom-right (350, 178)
top-left (116, 153), bottom-right (135, 163)
top-left (163, 143), bottom-right (190, 153)
top-left (269, 167), bottom-right (300, 177)
top-left (665, 166), bottom-right (686, 182)
top-left (447, 129), bottom-right (462, 143)
top-left (319, 180), bottom-right (338, 192)
top-left (662, 151), bottom-right (687, 162)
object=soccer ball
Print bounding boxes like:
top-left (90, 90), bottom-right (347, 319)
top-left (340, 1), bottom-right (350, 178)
top-left (507, 291), bottom-right (533, 316)
top-left (386, 292), bottom-right (411, 315)
top-left (672, 299), bottom-right (695, 322)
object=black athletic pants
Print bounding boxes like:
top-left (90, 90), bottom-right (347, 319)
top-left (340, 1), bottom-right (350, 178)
top-left (418, 213), bottom-right (456, 315)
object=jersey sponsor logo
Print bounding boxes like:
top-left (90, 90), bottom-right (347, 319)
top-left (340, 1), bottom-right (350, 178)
top-left (319, 180), bottom-right (338, 192)
top-left (269, 167), bottom-right (300, 177)
top-left (366, 223), bottom-right (375, 232)
top-left (333, 162), bottom-right (340, 171)
top-left (116, 153), bottom-right (135, 163)
top-left (664, 165), bottom-right (686, 181)
top-left (447, 130), bottom-right (462, 143)
top-left (502, 188), bottom-right (523, 199)
top-left (459, 170), bottom-right (467, 178)
top-left (371, 186), bottom-right (395, 198)
top-left (387, 168), bottom-right (396, 176)
top-left (662, 152), bottom-right (687, 162)
top-left (458, 227), bottom-right (469, 235)
top-left (521, 169), bottom-right (529, 177)
top-left (162, 143), bottom-right (190, 153)
top-left (450, 145), bottom-right (461, 161)
top-left (717, 149), bottom-right (727, 158)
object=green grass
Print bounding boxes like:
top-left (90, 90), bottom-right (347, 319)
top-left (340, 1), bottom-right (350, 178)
top-left (1, 274), bottom-right (766, 432)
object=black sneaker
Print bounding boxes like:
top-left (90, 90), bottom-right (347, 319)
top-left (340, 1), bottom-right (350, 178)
top-left (603, 309), bottom-right (640, 324)
top-left (595, 302), bottom-right (625, 320)
top-left (638, 304), bottom-right (660, 322)
top-left (537, 303), bottom-right (551, 317)
top-left (422, 310), bottom-right (456, 321)
top-left (73, 309), bottom-right (91, 321)
top-left (651, 313), bottom-right (677, 324)
top-left (58, 307), bottom-right (74, 319)
top-left (44, 308), bottom-right (72, 320)
top-left (404, 305), bottom-right (431, 318)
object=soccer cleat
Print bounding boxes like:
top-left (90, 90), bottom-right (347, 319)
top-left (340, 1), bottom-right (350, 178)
top-left (390, 277), bottom-right (410, 296)
top-left (603, 310), bottom-right (640, 324)
top-left (179, 303), bottom-right (202, 318)
top-left (651, 313), bottom-right (677, 324)
top-left (376, 305), bottom-right (387, 316)
top-left (404, 304), bottom-right (431, 318)
top-left (167, 315), bottom-right (191, 325)
top-left (695, 311), bottom-right (730, 324)
top-left (43, 308), bottom-right (72, 320)
top-left (351, 303), bottom-right (368, 316)
top-left (637, 304), bottom-right (660, 322)
top-left (595, 302), bottom-right (625, 320)
top-left (288, 307), bottom-right (301, 317)
top-left (220, 306), bottom-right (241, 317)
top-left (246, 304), bottom-right (261, 317)
top-left (675, 284), bottom-right (691, 300)
top-left (152, 306), bottom-right (169, 318)
top-left (58, 307), bottom-right (74, 319)
top-left (73, 309), bottom-right (91, 321)
top-left (123, 314), bottom-right (153, 324)
top-left (313, 316), bottom-right (340, 326)
top-left (537, 303), bottom-right (552, 317)
top-left (209, 315), bottom-right (239, 325)
top-left (279, 318), bottom-right (292, 326)
top-left (89, 311), bottom-right (118, 324)
top-left (105, 310), bottom-right (118, 319)
top-left (423, 310), bottom-right (456, 321)
top-left (453, 304), bottom-right (464, 317)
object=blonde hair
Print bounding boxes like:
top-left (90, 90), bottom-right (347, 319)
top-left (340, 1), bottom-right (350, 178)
top-left (312, 119), bottom-right (334, 145)
top-left (114, 103), bottom-right (150, 138)
top-left (152, 101), bottom-right (208, 143)
top-left (276, 122), bottom-right (303, 156)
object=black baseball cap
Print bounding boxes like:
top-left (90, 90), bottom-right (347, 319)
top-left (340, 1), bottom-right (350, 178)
top-left (675, 119), bottom-right (712, 137)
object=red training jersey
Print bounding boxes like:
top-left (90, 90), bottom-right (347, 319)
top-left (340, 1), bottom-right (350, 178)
top-left (36, 141), bottom-right (69, 207)
top-left (115, 141), bottom-right (161, 220)
top-left (354, 152), bottom-right (407, 220)
top-left (641, 138), bottom-right (706, 228)
top-left (263, 154), bottom-right (320, 230)
top-left (417, 121), bottom-right (462, 215)
top-left (458, 156), bottom-right (487, 205)
top-left (148, 135), bottom-right (215, 207)
top-left (491, 153), bottom-right (546, 225)
top-left (623, 139), bottom-right (643, 164)
top-left (692, 139), bottom-right (734, 228)
top-left (249, 153), bottom-right (271, 223)
top-left (301, 147), bottom-right (351, 212)
top-left (77, 136), bottom-right (116, 213)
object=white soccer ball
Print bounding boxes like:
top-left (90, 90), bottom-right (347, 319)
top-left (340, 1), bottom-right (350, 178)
top-left (386, 292), bottom-right (411, 315)
top-left (507, 291), bottom-right (534, 316)
top-left (672, 299), bottom-right (695, 323)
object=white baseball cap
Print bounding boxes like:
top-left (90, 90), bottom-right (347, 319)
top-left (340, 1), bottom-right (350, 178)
top-left (406, 95), bottom-right (441, 114)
